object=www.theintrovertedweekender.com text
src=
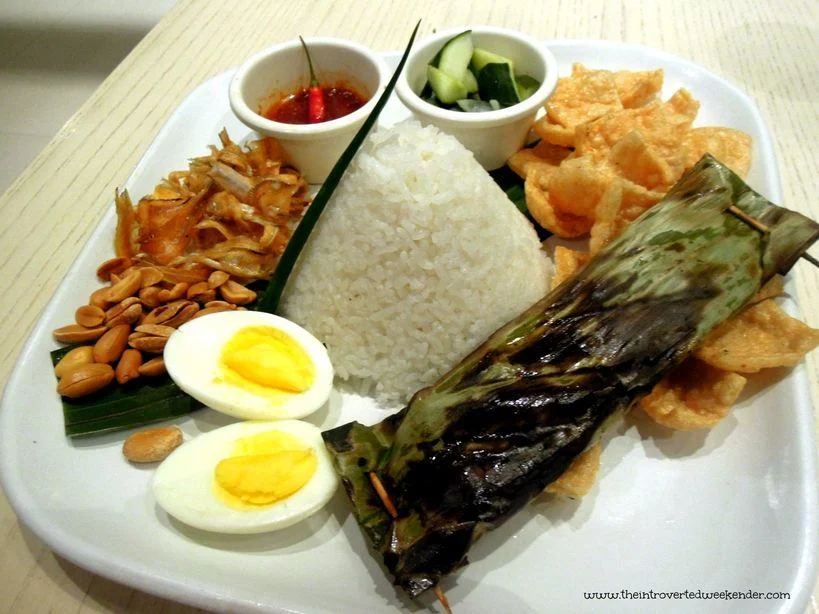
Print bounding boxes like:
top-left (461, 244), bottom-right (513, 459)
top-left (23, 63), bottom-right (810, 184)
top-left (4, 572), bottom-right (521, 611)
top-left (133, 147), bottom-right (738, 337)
top-left (584, 589), bottom-right (790, 601)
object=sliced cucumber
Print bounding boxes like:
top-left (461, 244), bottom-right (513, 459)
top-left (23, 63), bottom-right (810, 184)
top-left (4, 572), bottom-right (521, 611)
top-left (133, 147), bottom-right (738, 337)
top-left (423, 37), bottom-right (534, 111)
top-left (477, 62), bottom-right (520, 106)
top-left (471, 47), bottom-right (515, 74)
top-left (515, 74), bottom-right (541, 100)
top-left (428, 47), bottom-right (443, 69)
top-left (456, 98), bottom-right (497, 112)
top-left (437, 30), bottom-right (473, 84)
top-left (462, 68), bottom-right (479, 94)
top-left (426, 65), bottom-right (467, 104)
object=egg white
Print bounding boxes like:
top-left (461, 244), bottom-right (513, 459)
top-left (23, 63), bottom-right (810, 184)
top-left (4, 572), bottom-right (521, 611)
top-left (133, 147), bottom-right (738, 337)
top-left (164, 310), bottom-right (333, 420)
top-left (152, 420), bottom-right (338, 534)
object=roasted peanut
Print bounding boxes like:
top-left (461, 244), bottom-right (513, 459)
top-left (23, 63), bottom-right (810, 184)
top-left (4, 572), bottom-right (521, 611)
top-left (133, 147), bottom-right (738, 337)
top-left (96, 257), bottom-right (131, 281)
top-left (186, 281), bottom-right (209, 297)
top-left (138, 267), bottom-right (163, 288)
top-left (104, 269), bottom-right (142, 303)
top-left (203, 300), bottom-right (236, 310)
top-left (157, 282), bottom-right (189, 303)
top-left (115, 349), bottom-right (142, 384)
top-left (143, 301), bottom-right (186, 326)
top-left (202, 290), bottom-right (218, 304)
top-left (138, 356), bottom-right (166, 376)
top-left (122, 426), bottom-right (183, 463)
top-left (54, 346), bottom-right (94, 378)
top-left (191, 305), bottom-right (233, 319)
top-left (170, 282), bottom-right (191, 300)
top-left (186, 281), bottom-right (216, 303)
top-left (57, 363), bottom-right (115, 398)
top-left (220, 280), bottom-right (256, 305)
top-left (139, 286), bottom-right (163, 308)
top-left (105, 297), bottom-right (141, 322)
top-left (162, 302), bottom-right (199, 327)
top-left (89, 287), bottom-right (113, 309)
top-left (53, 324), bottom-right (107, 344)
top-left (119, 265), bottom-right (139, 279)
top-left (93, 324), bottom-right (131, 363)
top-left (106, 302), bottom-right (142, 327)
top-left (75, 305), bottom-right (105, 328)
top-left (197, 289), bottom-right (217, 303)
top-left (128, 332), bottom-right (167, 353)
top-left (134, 324), bottom-right (176, 337)
top-left (207, 270), bottom-right (230, 289)
top-left (143, 300), bottom-right (198, 328)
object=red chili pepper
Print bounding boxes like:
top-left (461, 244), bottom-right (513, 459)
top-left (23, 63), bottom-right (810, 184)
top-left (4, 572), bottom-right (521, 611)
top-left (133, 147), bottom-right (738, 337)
top-left (299, 36), bottom-right (326, 124)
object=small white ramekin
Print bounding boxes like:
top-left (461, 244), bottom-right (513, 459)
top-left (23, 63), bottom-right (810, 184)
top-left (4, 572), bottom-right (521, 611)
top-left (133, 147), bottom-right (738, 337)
top-left (229, 38), bottom-right (389, 183)
top-left (395, 26), bottom-right (558, 170)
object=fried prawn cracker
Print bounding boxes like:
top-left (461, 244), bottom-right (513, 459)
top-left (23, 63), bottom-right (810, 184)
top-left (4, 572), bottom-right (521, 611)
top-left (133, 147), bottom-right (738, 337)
top-left (665, 89), bottom-right (700, 127)
top-left (588, 180), bottom-right (623, 255)
top-left (533, 115), bottom-right (576, 148)
top-left (694, 298), bottom-right (819, 372)
top-left (544, 442), bottom-right (602, 497)
top-left (551, 246), bottom-right (591, 290)
top-left (639, 358), bottom-right (747, 430)
top-left (518, 67), bottom-right (757, 257)
top-left (549, 155), bottom-right (615, 219)
top-left (524, 178), bottom-right (593, 238)
top-left (682, 127), bottom-right (753, 178)
top-left (507, 149), bottom-right (546, 180)
top-left (574, 90), bottom-right (698, 181)
top-left (546, 65), bottom-right (624, 131)
top-left (589, 178), bottom-right (664, 254)
top-left (609, 130), bottom-right (676, 191)
top-left (748, 275), bottom-right (785, 305)
top-left (617, 179), bottom-right (665, 221)
top-left (507, 140), bottom-right (572, 179)
top-left (613, 68), bottom-right (664, 108)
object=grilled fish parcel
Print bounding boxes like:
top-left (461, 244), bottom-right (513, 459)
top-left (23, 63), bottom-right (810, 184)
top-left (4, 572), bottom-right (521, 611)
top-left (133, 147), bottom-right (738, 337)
top-left (323, 155), bottom-right (819, 598)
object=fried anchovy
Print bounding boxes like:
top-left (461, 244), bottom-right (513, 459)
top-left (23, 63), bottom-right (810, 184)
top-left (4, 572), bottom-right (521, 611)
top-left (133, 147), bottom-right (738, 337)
top-left (322, 155), bottom-right (819, 597)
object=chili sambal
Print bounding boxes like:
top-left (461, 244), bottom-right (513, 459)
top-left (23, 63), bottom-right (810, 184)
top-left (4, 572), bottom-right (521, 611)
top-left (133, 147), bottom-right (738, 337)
top-left (263, 84), bottom-right (368, 124)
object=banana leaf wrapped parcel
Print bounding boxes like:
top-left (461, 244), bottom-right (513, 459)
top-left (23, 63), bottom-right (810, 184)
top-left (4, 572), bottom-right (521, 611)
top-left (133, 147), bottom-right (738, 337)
top-left (322, 155), bottom-right (819, 597)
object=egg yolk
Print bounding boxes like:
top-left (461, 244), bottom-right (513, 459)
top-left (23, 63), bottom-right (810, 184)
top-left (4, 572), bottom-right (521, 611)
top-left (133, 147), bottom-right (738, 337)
top-left (219, 326), bottom-right (315, 395)
top-left (214, 430), bottom-right (317, 509)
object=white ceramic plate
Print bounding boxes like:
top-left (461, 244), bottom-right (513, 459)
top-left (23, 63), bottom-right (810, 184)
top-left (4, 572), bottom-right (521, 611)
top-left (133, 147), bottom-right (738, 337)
top-left (0, 41), bottom-right (816, 614)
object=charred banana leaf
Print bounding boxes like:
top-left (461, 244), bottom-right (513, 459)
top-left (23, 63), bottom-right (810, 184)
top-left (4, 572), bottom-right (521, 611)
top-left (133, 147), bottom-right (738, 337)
top-left (322, 155), bottom-right (819, 597)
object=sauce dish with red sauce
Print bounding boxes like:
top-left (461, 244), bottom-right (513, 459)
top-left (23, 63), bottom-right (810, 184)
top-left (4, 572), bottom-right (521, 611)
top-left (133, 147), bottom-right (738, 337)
top-left (229, 38), bottom-right (388, 183)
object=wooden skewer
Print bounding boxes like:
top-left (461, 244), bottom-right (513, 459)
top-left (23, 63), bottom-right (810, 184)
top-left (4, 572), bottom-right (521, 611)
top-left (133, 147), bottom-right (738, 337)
top-left (802, 252), bottom-right (819, 268)
top-left (368, 472), bottom-right (398, 519)
top-left (434, 586), bottom-right (453, 614)
top-left (365, 475), bottom-right (452, 611)
top-left (726, 205), bottom-right (819, 269)
top-left (727, 205), bottom-right (769, 233)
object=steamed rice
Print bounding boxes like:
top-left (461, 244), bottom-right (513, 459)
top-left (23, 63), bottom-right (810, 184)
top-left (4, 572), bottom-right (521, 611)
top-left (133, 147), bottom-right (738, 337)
top-left (281, 121), bottom-right (551, 403)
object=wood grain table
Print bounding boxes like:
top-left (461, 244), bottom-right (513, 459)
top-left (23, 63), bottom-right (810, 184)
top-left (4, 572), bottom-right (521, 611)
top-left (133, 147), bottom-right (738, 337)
top-left (0, 0), bottom-right (816, 612)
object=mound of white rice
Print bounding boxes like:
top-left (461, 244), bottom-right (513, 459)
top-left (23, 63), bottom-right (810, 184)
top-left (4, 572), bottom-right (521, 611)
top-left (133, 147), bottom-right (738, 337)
top-left (281, 121), bottom-right (551, 403)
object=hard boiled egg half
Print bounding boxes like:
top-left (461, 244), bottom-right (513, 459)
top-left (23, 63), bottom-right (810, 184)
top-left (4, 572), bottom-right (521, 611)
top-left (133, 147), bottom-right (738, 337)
top-left (164, 311), bottom-right (333, 420)
top-left (153, 420), bottom-right (337, 533)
